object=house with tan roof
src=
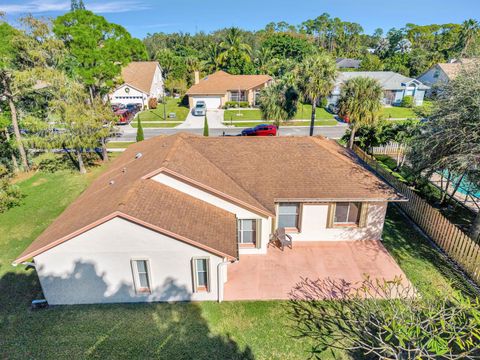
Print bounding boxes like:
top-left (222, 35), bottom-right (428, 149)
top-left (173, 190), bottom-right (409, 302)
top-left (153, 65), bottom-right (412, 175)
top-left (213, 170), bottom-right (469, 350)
top-left (417, 58), bottom-right (478, 95)
top-left (108, 61), bottom-right (164, 109)
top-left (186, 70), bottom-right (272, 109)
top-left (14, 133), bottom-right (407, 305)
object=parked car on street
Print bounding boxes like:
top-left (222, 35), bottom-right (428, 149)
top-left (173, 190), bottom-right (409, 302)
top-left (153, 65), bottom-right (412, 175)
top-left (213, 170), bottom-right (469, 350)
top-left (241, 124), bottom-right (277, 136)
top-left (192, 101), bottom-right (207, 116)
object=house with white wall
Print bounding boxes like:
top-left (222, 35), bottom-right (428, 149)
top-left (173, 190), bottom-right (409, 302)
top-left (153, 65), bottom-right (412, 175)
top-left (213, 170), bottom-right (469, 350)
top-left (14, 133), bottom-right (405, 305)
top-left (108, 61), bottom-right (164, 109)
top-left (328, 71), bottom-right (429, 106)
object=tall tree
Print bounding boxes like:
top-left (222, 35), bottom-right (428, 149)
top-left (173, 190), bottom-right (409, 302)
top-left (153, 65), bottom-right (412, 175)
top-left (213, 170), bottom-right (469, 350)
top-left (459, 19), bottom-right (480, 55)
top-left (53, 10), bottom-right (147, 102)
top-left (0, 22), bottom-right (29, 170)
top-left (258, 81), bottom-right (298, 131)
top-left (295, 54), bottom-right (337, 136)
top-left (410, 66), bottom-right (480, 235)
top-left (218, 27), bottom-right (252, 74)
top-left (337, 77), bottom-right (383, 149)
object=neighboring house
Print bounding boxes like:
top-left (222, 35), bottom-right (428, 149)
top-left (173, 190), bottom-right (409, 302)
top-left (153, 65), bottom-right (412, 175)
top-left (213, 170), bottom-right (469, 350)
top-left (328, 71), bottom-right (429, 106)
top-left (336, 58), bottom-right (361, 69)
top-left (185, 70), bottom-right (272, 109)
top-left (417, 58), bottom-right (478, 95)
top-left (108, 61), bottom-right (164, 109)
top-left (14, 133), bottom-right (404, 305)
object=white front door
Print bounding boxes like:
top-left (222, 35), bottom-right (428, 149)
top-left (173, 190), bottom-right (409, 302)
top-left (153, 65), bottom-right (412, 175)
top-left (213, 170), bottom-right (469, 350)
top-left (192, 96), bottom-right (222, 109)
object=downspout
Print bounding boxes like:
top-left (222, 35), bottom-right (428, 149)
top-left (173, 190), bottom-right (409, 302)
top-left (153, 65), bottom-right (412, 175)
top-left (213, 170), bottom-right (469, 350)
top-left (217, 259), bottom-right (229, 303)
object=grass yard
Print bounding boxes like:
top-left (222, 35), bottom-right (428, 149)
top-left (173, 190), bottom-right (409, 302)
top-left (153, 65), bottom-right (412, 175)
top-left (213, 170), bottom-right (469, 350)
top-left (0, 168), bottom-right (477, 359)
top-left (225, 119), bottom-right (338, 128)
top-left (381, 106), bottom-right (418, 119)
top-left (137, 97), bottom-right (189, 122)
top-left (131, 121), bottom-right (182, 128)
top-left (224, 104), bottom-right (336, 122)
top-left (106, 141), bottom-right (134, 149)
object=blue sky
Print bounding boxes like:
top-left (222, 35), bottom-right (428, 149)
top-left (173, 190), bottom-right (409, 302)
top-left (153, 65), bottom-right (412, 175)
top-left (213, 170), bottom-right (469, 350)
top-left (1, 0), bottom-right (478, 38)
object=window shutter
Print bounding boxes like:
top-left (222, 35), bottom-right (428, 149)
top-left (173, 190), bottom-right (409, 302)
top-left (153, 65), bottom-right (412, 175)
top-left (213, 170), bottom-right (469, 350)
top-left (191, 258), bottom-right (197, 293)
top-left (326, 204), bottom-right (336, 228)
top-left (359, 203), bottom-right (369, 227)
top-left (255, 219), bottom-right (262, 249)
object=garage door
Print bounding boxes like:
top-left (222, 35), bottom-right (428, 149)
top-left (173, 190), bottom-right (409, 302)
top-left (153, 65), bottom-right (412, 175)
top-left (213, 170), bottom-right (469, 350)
top-left (192, 96), bottom-right (222, 109)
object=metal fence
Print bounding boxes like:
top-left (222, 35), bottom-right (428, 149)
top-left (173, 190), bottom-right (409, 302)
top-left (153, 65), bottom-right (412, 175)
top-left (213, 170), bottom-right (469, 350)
top-left (353, 145), bottom-right (480, 285)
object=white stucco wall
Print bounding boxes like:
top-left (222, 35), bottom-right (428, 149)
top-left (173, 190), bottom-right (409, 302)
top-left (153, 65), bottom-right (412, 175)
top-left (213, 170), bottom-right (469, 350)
top-left (34, 217), bottom-right (225, 305)
top-left (283, 202), bottom-right (387, 242)
top-left (150, 65), bottom-right (165, 99)
top-left (151, 173), bottom-right (271, 254)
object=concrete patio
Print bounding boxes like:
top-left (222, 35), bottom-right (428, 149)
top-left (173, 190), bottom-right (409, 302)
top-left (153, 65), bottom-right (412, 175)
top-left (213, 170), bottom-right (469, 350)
top-left (223, 240), bottom-right (406, 301)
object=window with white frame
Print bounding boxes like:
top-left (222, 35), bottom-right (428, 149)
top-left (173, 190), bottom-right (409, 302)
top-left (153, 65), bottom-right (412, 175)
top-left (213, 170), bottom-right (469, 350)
top-left (334, 202), bottom-right (361, 225)
top-left (192, 257), bottom-right (210, 292)
top-left (238, 219), bottom-right (257, 246)
top-left (278, 203), bottom-right (300, 229)
top-left (131, 259), bottom-right (151, 294)
top-left (229, 91), bottom-right (246, 102)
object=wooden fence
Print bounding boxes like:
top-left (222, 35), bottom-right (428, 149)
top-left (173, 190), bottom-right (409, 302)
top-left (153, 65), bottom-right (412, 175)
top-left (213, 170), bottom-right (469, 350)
top-left (353, 145), bottom-right (480, 285)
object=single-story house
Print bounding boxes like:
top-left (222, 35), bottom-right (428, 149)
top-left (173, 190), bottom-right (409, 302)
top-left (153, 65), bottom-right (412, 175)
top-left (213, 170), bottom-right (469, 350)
top-left (108, 61), bottom-right (164, 109)
top-left (417, 58), bottom-right (478, 95)
top-left (186, 70), bottom-right (272, 109)
top-left (328, 71), bottom-right (429, 106)
top-left (336, 58), bottom-right (361, 69)
top-left (14, 133), bottom-right (405, 305)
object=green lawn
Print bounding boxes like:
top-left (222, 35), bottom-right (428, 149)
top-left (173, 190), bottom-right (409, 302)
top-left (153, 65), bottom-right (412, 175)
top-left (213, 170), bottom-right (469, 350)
top-left (131, 122), bottom-right (182, 128)
top-left (106, 141), bottom-right (134, 149)
top-left (381, 106), bottom-right (417, 119)
top-left (224, 105), bottom-right (336, 122)
top-left (137, 97), bottom-right (189, 122)
top-left (0, 169), bottom-right (476, 359)
top-left (225, 120), bottom-right (338, 127)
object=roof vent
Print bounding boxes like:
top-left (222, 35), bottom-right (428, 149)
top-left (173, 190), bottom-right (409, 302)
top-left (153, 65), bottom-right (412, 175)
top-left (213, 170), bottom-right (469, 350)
top-left (109, 180), bottom-right (115, 185)
top-left (135, 152), bottom-right (142, 159)
top-left (122, 167), bottom-right (127, 173)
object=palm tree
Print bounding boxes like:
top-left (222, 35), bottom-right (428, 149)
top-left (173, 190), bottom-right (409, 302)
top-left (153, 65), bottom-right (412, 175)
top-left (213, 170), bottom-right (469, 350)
top-left (204, 43), bottom-right (221, 73)
top-left (218, 27), bottom-right (252, 72)
top-left (295, 54), bottom-right (337, 136)
top-left (459, 19), bottom-right (480, 56)
top-left (337, 77), bottom-right (383, 149)
top-left (258, 81), bottom-right (299, 132)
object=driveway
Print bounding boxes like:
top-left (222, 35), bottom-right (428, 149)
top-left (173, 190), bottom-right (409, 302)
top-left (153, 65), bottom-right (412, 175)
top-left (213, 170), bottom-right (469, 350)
top-left (224, 240), bottom-right (406, 301)
top-left (206, 109), bottom-right (227, 129)
top-left (175, 110), bottom-right (204, 129)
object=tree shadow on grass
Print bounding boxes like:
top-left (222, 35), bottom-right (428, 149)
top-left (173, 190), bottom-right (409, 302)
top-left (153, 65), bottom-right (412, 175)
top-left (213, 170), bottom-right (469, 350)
top-left (0, 265), bottom-right (254, 360)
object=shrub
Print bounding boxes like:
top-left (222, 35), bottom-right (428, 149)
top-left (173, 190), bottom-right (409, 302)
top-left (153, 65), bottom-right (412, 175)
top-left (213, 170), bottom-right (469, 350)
top-left (319, 97), bottom-right (328, 108)
top-left (290, 277), bottom-right (480, 359)
top-left (203, 116), bottom-right (209, 137)
top-left (32, 153), bottom-right (74, 172)
top-left (0, 165), bottom-right (21, 213)
top-left (401, 95), bottom-right (414, 108)
top-left (148, 97), bottom-right (158, 109)
top-left (224, 101), bottom-right (249, 109)
top-left (136, 117), bottom-right (144, 142)
top-left (32, 152), bottom-right (99, 173)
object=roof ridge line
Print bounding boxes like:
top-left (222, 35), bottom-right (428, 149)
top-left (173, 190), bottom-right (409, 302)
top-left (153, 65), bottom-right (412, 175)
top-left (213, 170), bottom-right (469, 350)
top-left (181, 139), bottom-right (271, 213)
top-left (161, 134), bottom-right (185, 167)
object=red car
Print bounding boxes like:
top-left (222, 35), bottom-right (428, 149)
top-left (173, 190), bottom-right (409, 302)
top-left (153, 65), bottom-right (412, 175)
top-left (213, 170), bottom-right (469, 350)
top-left (115, 109), bottom-right (134, 125)
top-left (241, 124), bottom-right (277, 136)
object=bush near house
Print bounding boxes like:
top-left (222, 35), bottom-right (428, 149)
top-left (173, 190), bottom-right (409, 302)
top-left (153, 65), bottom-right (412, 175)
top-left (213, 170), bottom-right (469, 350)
top-left (224, 101), bottom-right (249, 109)
top-left (401, 95), bottom-right (414, 108)
top-left (148, 97), bottom-right (158, 109)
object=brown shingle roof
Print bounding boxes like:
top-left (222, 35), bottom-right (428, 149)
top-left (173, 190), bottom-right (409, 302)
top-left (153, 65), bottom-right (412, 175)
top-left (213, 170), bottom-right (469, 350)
top-left (15, 133), bottom-right (402, 264)
top-left (437, 58), bottom-right (478, 80)
top-left (186, 71), bottom-right (272, 95)
top-left (121, 61), bottom-right (160, 94)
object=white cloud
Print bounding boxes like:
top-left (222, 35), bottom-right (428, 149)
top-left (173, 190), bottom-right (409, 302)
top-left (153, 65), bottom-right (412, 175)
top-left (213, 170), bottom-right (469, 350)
top-left (0, 0), bottom-right (150, 14)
